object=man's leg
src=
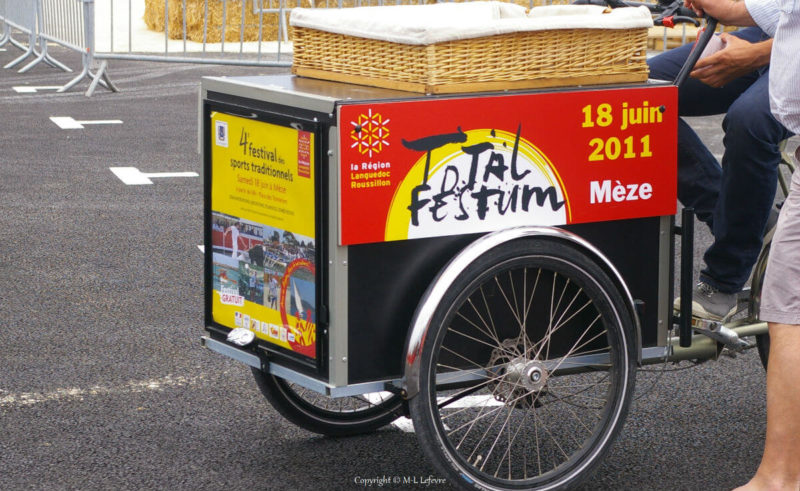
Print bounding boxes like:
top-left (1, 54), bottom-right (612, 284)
top-left (675, 120), bottom-right (723, 227)
top-left (647, 28), bottom-right (769, 228)
top-left (735, 323), bottom-right (800, 491)
top-left (738, 150), bottom-right (800, 490)
top-left (700, 73), bottom-right (791, 294)
top-left (648, 28), bottom-right (791, 318)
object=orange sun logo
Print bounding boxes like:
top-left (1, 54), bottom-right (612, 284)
top-left (350, 109), bottom-right (390, 158)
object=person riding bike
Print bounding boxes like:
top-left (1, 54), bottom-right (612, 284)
top-left (648, 20), bottom-right (793, 321)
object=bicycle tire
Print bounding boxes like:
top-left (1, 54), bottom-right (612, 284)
top-left (751, 241), bottom-right (772, 371)
top-left (251, 368), bottom-right (404, 436)
top-left (409, 237), bottom-right (637, 490)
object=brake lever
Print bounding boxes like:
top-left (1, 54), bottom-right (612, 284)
top-left (658, 14), bottom-right (701, 27)
top-left (653, 1), bottom-right (681, 26)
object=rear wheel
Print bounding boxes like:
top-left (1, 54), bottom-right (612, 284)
top-left (409, 238), bottom-right (637, 490)
top-left (751, 241), bottom-right (772, 371)
top-left (252, 369), bottom-right (404, 436)
top-left (754, 152), bottom-right (795, 370)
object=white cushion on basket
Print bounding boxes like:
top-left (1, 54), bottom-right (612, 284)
top-left (289, 1), bottom-right (654, 46)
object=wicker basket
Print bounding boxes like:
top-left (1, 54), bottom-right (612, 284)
top-left (293, 26), bottom-right (649, 93)
top-left (291, 2), bottom-right (651, 94)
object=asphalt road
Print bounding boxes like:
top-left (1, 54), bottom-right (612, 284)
top-left (1, 44), bottom-right (798, 491)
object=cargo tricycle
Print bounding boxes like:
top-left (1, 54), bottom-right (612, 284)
top-left (199, 3), bottom-right (791, 489)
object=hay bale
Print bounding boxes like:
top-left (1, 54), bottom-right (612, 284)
top-left (144, 0), bottom-right (311, 42)
top-left (143, 0), bottom-right (575, 43)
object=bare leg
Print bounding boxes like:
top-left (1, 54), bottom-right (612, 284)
top-left (735, 323), bottom-right (800, 491)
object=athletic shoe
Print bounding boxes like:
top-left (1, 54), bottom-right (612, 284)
top-left (673, 281), bottom-right (737, 322)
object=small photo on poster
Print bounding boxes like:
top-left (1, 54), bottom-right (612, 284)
top-left (211, 210), bottom-right (317, 358)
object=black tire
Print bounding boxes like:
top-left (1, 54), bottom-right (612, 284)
top-left (409, 238), bottom-right (637, 490)
top-left (756, 331), bottom-right (771, 370)
top-left (754, 150), bottom-right (795, 370)
top-left (751, 241), bottom-right (772, 371)
top-left (251, 368), bottom-right (404, 436)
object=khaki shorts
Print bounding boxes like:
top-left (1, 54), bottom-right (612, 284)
top-left (761, 148), bottom-right (800, 325)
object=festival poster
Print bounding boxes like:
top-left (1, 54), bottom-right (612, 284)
top-left (209, 112), bottom-right (316, 359)
top-left (338, 86), bottom-right (678, 245)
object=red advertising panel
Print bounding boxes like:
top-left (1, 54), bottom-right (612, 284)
top-left (338, 85), bottom-right (677, 245)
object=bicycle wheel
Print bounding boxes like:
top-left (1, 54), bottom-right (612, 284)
top-left (252, 368), bottom-right (404, 436)
top-left (751, 242), bottom-right (772, 371)
top-left (754, 152), bottom-right (795, 370)
top-left (409, 238), bottom-right (637, 490)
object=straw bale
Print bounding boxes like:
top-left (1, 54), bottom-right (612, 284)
top-left (647, 24), bottom-right (740, 51)
top-left (143, 0), bottom-right (574, 43)
top-left (144, 0), bottom-right (313, 42)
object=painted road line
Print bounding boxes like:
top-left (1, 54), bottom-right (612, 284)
top-left (110, 167), bottom-right (199, 185)
top-left (198, 245), bottom-right (205, 253)
top-left (389, 396), bottom-right (502, 433)
top-left (391, 417), bottom-right (416, 433)
top-left (50, 116), bottom-right (123, 129)
top-left (439, 395), bottom-right (504, 409)
top-left (0, 374), bottom-right (207, 408)
top-left (14, 86), bottom-right (62, 93)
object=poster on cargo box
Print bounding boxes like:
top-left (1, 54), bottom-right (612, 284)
top-left (209, 112), bottom-right (316, 359)
top-left (338, 86), bottom-right (678, 245)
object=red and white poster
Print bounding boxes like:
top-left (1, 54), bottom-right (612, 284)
top-left (338, 86), bottom-right (677, 245)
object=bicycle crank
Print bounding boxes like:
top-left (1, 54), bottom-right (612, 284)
top-left (692, 318), bottom-right (753, 353)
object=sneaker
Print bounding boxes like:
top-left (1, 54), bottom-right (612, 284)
top-left (673, 281), bottom-right (737, 322)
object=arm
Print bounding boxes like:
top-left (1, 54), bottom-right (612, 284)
top-left (683, 0), bottom-right (757, 26)
top-left (690, 36), bottom-right (772, 87)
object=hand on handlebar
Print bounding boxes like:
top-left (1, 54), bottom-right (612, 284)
top-left (683, 0), bottom-right (737, 20)
top-left (683, 0), bottom-right (756, 25)
top-left (691, 34), bottom-right (772, 87)
top-left (683, 0), bottom-right (710, 18)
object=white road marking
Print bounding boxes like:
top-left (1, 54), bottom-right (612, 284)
top-left (14, 86), bottom-right (62, 93)
top-left (391, 417), bottom-right (416, 432)
top-left (110, 166), bottom-right (199, 185)
top-left (440, 395), bottom-right (504, 409)
top-left (50, 116), bottom-right (123, 129)
top-left (389, 396), bottom-right (502, 433)
top-left (198, 245), bottom-right (205, 253)
top-left (0, 374), bottom-right (204, 408)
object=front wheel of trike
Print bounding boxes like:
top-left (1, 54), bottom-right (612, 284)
top-left (409, 237), bottom-right (637, 490)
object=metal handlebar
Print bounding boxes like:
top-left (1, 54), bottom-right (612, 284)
top-left (571, 0), bottom-right (720, 88)
top-left (673, 17), bottom-right (719, 87)
top-left (571, 0), bottom-right (699, 25)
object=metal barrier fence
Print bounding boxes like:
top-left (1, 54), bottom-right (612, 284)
top-left (41, 0), bottom-right (117, 94)
top-left (1, 0), bottom-right (43, 70)
top-left (13, 0), bottom-right (72, 73)
top-left (93, 0), bottom-right (377, 67)
top-left (0, 0), bottom-right (720, 96)
top-left (92, 0), bottom-right (704, 67)
top-left (0, 0), bottom-right (29, 52)
top-left (0, 0), bottom-right (117, 96)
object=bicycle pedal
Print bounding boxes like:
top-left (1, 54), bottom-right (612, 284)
top-left (692, 318), bottom-right (751, 352)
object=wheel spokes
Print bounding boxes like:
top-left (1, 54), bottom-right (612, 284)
top-left (434, 262), bottom-right (619, 483)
